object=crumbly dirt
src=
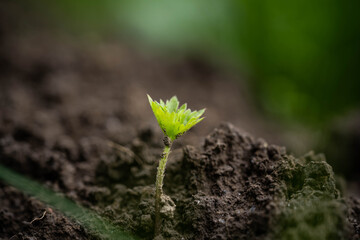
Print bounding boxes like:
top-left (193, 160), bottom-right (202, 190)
top-left (1, 121), bottom-right (359, 239)
top-left (0, 183), bottom-right (97, 240)
top-left (0, 1), bottom-right (360, 240)
top-left (347, 197), bottom-right (360, 240)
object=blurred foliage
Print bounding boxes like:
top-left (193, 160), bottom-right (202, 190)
top-left (25, 0), bottom-right (360, 127)
top-left (116, 0), bottom-right (360, 127)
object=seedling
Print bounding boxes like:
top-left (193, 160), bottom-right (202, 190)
top-left (147, 94), bottom-right (205, 237)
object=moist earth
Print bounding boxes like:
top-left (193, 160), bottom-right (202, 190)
top-left (0, 183), bottom-right (97, 240)
top-left (0, 2), bottom-right (360, 239)
top-left (1, 122), bottom-right (359, 239)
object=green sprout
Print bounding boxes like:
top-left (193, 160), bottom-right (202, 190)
top-left (147, 94), bottom-right (205, 237)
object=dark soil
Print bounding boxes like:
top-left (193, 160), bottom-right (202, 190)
top-left (0, 1), bottom-right (360, 240)
top-left (1, 120), bottom-right (360, 239)
top-left (0, 183), bottom-right (97, 240)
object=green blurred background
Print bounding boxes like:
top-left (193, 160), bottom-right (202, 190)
top-left (15, 0), bottom-right (360, 180)
top-left (30, 0), bottom-right (360, 126)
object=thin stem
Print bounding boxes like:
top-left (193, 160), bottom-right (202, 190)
top-left (154, 138), bottom-right (172, 237)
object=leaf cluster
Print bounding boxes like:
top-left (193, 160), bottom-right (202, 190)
top-left (147, 95), bottom-right (205, 141)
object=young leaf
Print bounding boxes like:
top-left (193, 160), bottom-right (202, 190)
top-left (147, 94), bottom-right (205, 141)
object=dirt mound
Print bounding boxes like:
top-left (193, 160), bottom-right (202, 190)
top-left (2, 122), bottom-right (358, 239)
top-left (0, 2), bottom-right (359, 238)
top-left (0, 183), bottom-right (96, 240)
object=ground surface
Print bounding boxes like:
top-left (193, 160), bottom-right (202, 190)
top-left (0, 183), bottom-right (97, 240)
top-left (0, 2), bottom-right (360, 240)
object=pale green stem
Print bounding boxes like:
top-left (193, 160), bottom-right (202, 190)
top-left (154, 139), bottom-right (172, 237)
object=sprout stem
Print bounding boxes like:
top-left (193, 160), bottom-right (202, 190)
top-left (154, 137), bottom-right (172, 237)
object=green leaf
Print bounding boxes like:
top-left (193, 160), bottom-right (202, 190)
top-left (147, 94), bottom-right (205, 141)
top-left (166, 96), bottom-right (179, 113)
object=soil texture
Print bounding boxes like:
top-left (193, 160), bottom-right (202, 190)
top-left (0, 1), bottom-right (360, 239)
top-left (0, 183), bottom-right (97, 240)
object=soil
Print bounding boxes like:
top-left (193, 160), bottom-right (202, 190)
top-left (0, 183), bottom-right (97, 240)
top-left (1, 2), bottom-right (360, 240)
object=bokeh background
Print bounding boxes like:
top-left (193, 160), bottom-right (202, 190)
top-left (1, 0), bottom-right (359, 187)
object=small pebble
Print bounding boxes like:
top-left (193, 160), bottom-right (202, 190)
top-left (218, 218), bottom-right (225, 224)
top-left (249, 206), bottom-right (256, 213)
